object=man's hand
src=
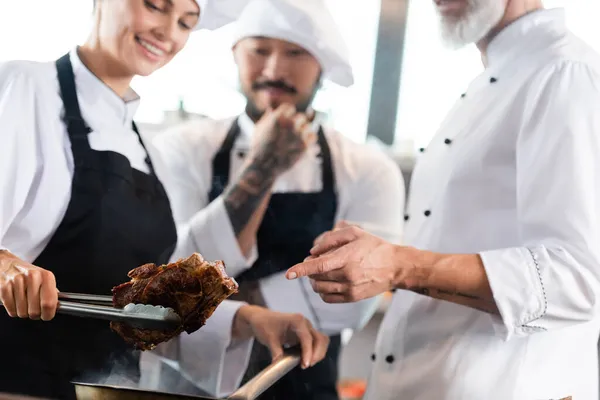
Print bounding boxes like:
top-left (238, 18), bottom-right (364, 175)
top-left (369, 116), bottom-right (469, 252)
top-left (0, 250), bottom-right (58, 321)
top-left (285, 226), bottom-right (425, 303)
top-left (250, 103), bottom-right (316, 176)
top-left (232, 305), bottom-right (329, 369)
top-left (286, 227), bottom-right (501, 315)
top-left (223, 103), bottom-right (316, 256)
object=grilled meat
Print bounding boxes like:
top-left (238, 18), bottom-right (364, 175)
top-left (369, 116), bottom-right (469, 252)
top-left (111, 253), bottom-right (238, 350)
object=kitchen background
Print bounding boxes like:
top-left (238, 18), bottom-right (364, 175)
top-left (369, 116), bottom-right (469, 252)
top-left (1, 0), bottom-right (599, 398)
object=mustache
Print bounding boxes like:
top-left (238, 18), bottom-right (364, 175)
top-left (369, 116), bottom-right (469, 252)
top-left (252, 80), bottom-right (297, 94)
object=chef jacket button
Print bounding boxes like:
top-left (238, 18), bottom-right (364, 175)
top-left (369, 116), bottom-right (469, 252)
top-left (444, 138), bottom-right (452, 145)
top-left (404, 214), bottom-right (409, 221)
top-left (371, 353), bottom-right (376, 361)
top-left (237, 151), bottom-right (246, 158)
top-left (490, 77), bottom-right (498, 83)
top-left (424, 210), bottom-right (431, 217)
top-left (460, 93), bottom-right (466, 98)
top-left (419, 147), bottom-right (426, 153)
top-left (385, 355), bottom-right (395, 364)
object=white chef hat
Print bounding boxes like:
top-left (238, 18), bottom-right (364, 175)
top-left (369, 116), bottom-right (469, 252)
top-left (194, 0), bottom-right (251, 30)
top-left (230, 0), bottom-right (354, 87)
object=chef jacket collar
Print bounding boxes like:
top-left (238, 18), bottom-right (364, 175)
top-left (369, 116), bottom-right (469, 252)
top-left (68, 48), bottom-right (140, 127)
top-left (486, 8), bottom-right (567, 70)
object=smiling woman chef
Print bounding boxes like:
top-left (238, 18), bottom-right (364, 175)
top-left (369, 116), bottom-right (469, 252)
top-left (0, 0), bottom-right (329, 399)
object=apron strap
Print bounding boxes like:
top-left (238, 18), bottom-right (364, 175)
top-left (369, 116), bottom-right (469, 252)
top-left (316, 126), bottom-right (335, 193)
top-left (55, 53), bottom-right (92, 149)
top-left (132, 122), bottom-right (157, 176)
top-left (55, 52), bottom-right (156, 174)
top-left (209, 119), bottom-right (241, 201)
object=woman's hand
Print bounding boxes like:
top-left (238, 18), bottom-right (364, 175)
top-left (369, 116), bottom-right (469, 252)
top-left (233, 305), bottom-right (329, 369)
top-left (0, 250), bottom-right (58, 320)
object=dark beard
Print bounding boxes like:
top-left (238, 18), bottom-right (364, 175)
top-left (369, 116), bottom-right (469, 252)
top-left (244, 79), bottom-right (321, 122)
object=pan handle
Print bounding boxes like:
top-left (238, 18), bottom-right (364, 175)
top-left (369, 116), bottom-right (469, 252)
top-left (227, 346), bottom-right (301, 400)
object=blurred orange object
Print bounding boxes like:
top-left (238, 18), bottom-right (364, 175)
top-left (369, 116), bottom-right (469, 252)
top-left (338, 379), bottom-right (367, 400)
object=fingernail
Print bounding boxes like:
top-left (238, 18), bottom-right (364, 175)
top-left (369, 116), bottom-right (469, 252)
top-left (287, 272), bottom-right (297, 280)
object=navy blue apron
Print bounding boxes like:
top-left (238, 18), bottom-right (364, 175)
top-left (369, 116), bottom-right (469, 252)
top-left (0, 53), bottom-right (178, 400)
top-left (209, 120), bottom-right (341, 400)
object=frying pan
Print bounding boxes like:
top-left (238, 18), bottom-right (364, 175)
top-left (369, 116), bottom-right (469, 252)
top-left (73, 347), bottom-right (301, 400)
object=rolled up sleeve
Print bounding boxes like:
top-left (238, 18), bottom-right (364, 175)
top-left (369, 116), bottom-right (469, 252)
top-left (480, 61), bottom-right (600, 340)
top-left (177, 196), bottom-right (258, 276)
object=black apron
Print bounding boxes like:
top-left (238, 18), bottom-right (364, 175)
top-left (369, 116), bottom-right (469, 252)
top-left (209, 120), bottom-right (341, 400)
top-left (0, 54), bottom-right (178, 400)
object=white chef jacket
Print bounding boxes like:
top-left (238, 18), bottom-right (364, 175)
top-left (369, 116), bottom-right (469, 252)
top-left (150, 112), bottom-right (405, 385)
top-left (365, 9), bottom-right (600, 400)
top-left (0, 49), bottom-right (252, 397)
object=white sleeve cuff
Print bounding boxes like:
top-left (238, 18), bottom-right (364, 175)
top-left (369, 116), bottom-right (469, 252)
top-left (175, 300), bottom-right (254, 398)
top-left (187, 196), bottom-right (258, 276)
top-left (480, 247), bottom-right (547, 340)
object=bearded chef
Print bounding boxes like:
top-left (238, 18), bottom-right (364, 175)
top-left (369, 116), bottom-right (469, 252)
top-left (0, 1), bottom-right (330, 399)
top-left (150, 0), bottom-right (405, 398)
top-left (286, 1), bottom-right (600, 399)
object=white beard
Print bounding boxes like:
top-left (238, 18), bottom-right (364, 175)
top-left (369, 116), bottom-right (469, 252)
top-left (438, 0), bottom-right (506, 49)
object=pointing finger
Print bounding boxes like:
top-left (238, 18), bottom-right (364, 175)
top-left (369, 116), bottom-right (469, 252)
top-left (286, 252), bottom-right (344, 280)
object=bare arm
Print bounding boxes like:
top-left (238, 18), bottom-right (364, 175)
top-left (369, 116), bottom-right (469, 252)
top-left (288, 230), bottom-right (499, 316)
top-left (223, 105), bottom-right (315, 257)
top-left (222, 157), bottom-right (275, 258)
top-left (407, 253), bottom-right (499, 315)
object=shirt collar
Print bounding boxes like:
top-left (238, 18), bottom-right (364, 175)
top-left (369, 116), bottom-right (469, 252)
top-left (486, 8), bottom-right (567, 69)
top-left (69, 47), bottom-right (141, 126)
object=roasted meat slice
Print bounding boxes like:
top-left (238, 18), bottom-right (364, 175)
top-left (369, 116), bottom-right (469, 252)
top-left (111, 253), bottom-right (238, 350)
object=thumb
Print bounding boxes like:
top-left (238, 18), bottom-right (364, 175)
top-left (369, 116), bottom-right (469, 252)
top-left (265, 335), bottom-right (284, 363)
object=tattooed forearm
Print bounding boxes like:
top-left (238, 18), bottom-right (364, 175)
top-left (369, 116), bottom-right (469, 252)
top-left (412, 288), bottom-right (500, 315)
top-left (223, 157), bottom-right (277, 235)
top-left (223, 121), bottom-right (307, 236)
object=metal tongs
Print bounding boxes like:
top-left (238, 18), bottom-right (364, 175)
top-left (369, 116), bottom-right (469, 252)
top-left (57, 292), bottom-right (182, 330)
top-left (1, 292), bottom-right (182, 330)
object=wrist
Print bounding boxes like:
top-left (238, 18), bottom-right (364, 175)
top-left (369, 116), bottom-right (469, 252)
top-left (392, 246), bottom-right (443, 291)
top-left (232, 304), bottom-right (259, 340)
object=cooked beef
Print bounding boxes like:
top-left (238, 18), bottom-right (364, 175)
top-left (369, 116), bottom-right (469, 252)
top-left (111, 253), bottom-right (238, 350)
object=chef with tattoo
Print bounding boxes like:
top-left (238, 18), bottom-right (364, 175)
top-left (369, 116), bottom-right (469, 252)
top-left (286, 1), bottom-right (600, 400)
top-left (151, 0), bottom-right (405, 398)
